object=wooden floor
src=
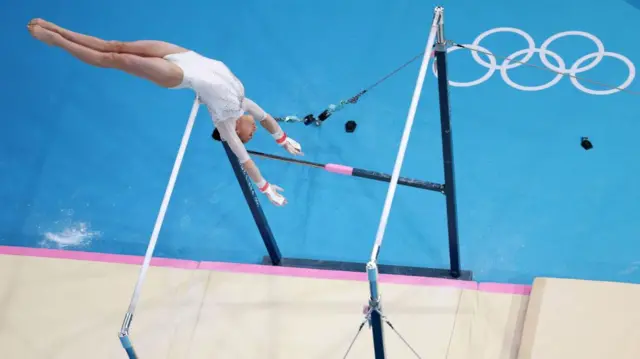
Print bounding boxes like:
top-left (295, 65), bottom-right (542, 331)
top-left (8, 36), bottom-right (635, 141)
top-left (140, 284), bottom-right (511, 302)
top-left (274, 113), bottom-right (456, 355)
top-left (0, 246), bottom-right (638, 359)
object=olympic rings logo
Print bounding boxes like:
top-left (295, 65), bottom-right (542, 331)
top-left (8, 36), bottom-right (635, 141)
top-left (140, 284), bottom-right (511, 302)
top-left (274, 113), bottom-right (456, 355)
top-left (432, 27), bottom-right (636, 95)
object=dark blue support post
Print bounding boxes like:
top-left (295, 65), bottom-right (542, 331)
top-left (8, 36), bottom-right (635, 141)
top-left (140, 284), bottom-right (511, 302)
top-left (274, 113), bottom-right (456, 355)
top-left (367, 262), bottom-right (386, 359)
top-left (222, 142), bottom-right (282, 265)
top-left (119, 334), bottom-right (138, 359)
top-left (370, 309), bottom-right (386, 359)
top-left (434, 14), bottom-right (462, 278)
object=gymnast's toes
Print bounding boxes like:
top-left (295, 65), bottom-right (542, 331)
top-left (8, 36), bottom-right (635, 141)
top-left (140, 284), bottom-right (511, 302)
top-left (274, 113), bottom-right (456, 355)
top-left (28, 18), bottom-right (44, 28)
top-left (29, 25), bottom-right (58, 45)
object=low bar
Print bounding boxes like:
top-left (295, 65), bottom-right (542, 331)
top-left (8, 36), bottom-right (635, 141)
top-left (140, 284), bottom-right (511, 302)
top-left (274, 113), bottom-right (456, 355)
top-left (223, 142), bottom-right (282, 265)
top-left (247, 150), bottom-right (324, 168)
top-left (434, 10), bottom-right (462, 278)
top-left (247, 149), bottom-right (444, 193)
top-left (351, 168), bottom-right (442, 192)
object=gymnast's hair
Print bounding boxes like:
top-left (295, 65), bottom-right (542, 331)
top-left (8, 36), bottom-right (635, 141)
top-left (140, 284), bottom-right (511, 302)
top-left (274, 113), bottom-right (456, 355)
top-left (212, 128), bottom-right (222, 141)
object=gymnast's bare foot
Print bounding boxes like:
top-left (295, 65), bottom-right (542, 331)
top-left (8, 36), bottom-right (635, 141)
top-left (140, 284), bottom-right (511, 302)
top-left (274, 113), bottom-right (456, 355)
top-left (28, 24), bottom-right (59, 46)
top-left (28, 18), bottom-right (61, 32)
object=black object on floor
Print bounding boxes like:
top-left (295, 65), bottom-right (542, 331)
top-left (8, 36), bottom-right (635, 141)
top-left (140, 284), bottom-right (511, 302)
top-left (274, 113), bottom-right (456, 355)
top-left (345, 120), bottom-right (357, 133)
top-left (581, 137), bottom-right (593, 150)
top-left (303, 114), bottom-right (316, 125)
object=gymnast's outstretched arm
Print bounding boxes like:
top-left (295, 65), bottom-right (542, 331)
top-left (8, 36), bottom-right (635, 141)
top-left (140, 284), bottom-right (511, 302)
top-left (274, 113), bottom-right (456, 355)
top-left (216, 120), bottom-right (288, 206)
top-left (243, 98), bottom-right (304, 156)
top-left (259, 114), bottom-right (282, 135)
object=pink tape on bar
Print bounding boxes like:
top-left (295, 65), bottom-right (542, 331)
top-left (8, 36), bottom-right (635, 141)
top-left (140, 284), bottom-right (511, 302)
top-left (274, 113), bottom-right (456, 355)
top-left (325, 163), bottom-right (354, 176)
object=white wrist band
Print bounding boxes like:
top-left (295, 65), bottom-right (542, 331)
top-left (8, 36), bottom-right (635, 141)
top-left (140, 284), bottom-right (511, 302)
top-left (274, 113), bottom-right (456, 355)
top-left (272, 129), bottom-right (285, 142)
top-left (256, 178), bottom-right (268, 190)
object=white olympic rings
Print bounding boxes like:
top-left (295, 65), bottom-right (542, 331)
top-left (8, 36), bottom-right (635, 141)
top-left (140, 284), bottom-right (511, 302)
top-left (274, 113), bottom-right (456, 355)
top-left (432, 27), bottom-right (636, 95)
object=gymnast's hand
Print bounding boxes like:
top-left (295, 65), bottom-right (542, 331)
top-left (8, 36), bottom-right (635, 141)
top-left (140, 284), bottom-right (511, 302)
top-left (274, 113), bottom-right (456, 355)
top-left (276, 134), bottom-right (303, 156)
top-left (259, 182), bottom-right (287, 206)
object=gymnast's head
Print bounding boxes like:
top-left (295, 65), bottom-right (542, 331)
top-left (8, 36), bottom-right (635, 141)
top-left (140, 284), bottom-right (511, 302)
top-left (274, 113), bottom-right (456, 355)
top-left (235, 114), bottom-right (257, 143)
top-left (212, 114), bottom-right (257, 143)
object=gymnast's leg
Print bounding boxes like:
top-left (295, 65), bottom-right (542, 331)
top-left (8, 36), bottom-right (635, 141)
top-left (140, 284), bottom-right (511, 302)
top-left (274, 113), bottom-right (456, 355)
top-left (29, 19), bottom-right (188, 58)
top-left (27, 20), bottom-right (184, 88)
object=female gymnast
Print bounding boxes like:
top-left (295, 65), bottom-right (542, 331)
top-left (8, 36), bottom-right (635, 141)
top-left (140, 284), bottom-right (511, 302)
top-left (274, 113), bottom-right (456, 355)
top-left (27, 18), bottom-right (302, 206)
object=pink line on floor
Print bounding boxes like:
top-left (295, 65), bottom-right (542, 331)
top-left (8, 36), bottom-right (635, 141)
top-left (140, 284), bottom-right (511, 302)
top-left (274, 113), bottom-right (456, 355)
top-left (0, 245), bottom-right (531, 294)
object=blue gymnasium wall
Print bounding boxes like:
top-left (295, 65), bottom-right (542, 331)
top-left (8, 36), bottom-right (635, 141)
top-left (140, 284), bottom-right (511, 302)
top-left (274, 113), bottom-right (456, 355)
top-left (1, 0), bottom-right (639, 284)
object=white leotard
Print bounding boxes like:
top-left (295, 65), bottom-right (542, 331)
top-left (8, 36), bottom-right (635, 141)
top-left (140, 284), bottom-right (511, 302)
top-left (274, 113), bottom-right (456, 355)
top-left (164, 51), bottom-right (266, 163)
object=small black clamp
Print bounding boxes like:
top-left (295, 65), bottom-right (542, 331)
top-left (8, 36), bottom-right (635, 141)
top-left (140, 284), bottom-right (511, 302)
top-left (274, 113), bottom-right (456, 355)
top-left (581, 137), bottom-right (593, 150)
top-left (303, 114), bottom-right (317, 126)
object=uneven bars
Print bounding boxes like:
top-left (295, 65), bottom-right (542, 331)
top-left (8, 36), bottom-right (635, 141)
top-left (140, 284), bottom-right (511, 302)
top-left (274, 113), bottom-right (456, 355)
top-left (118, 97), bottom-right (200, 359)
top-left (369, 10), bottom-right (442, 264)
top-left (247, 149), bottom-right (444, 193)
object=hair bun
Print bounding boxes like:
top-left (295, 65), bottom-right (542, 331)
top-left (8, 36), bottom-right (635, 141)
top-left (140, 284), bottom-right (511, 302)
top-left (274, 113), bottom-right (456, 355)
top-left (211, 128), bottom-right (221, 141)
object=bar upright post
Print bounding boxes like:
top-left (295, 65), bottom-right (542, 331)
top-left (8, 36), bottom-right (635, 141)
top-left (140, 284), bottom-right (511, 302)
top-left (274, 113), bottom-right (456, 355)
top-left (434, 6), bottom-right (462, 278)
top-left (222, 142), bottom-right (282, 265)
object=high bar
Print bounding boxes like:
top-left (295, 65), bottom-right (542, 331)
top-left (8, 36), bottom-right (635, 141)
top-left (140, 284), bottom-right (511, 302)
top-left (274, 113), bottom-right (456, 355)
top-left (247, 150), bottom-right (444, 193)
